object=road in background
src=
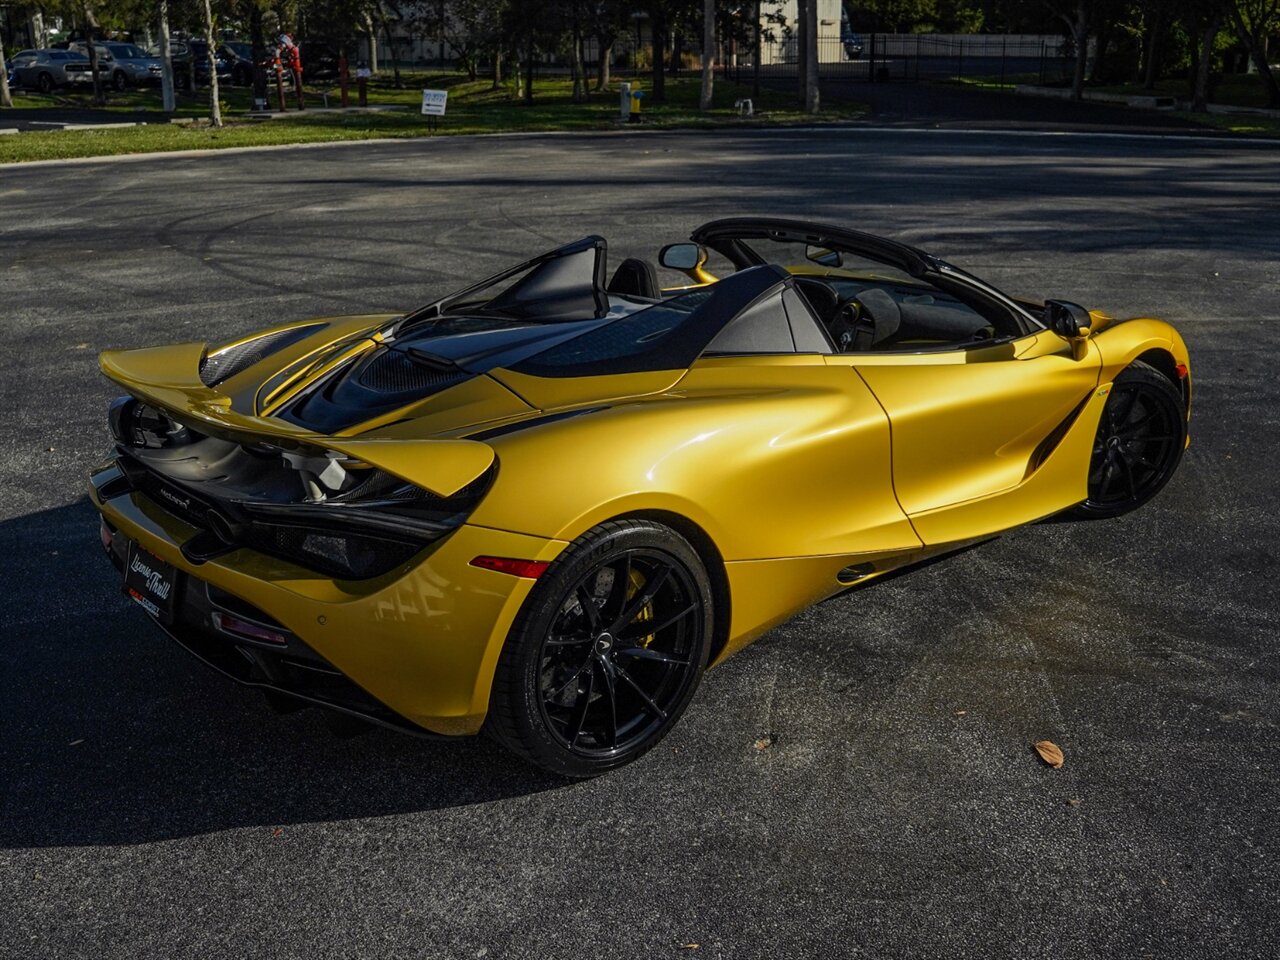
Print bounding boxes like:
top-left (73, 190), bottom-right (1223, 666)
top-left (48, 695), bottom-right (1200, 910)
top-left (1, 129), bottom-right (1276, 959)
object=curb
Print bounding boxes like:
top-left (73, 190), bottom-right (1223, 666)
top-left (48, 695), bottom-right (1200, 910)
top-left (1013, 83), bottom-right (1280, 119)
top-left (1, 119), bottom-right (1276, 169)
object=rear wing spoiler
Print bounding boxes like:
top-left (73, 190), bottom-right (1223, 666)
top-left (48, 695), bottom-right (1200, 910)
top-left (99, 342), bottom-right (494, 497)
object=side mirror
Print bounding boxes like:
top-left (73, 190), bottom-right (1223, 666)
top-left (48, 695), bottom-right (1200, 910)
top-left (806, 245), bottom-right (842, 268)
top-left (1045, 300), bottom-right (1092, 340)
top-left (658, 242), bottom-right (707, 272)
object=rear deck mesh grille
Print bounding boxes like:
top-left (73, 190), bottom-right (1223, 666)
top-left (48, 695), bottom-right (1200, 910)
top-left (199, 325), bottom-right (321, 387)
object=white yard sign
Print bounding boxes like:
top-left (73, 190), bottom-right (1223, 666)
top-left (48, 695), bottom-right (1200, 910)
top-left (421, 89), bottom-right (448, 117)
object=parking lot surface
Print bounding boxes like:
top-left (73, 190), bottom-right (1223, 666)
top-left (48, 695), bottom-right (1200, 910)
top-left (1, 128), bottom-right (1276, 959)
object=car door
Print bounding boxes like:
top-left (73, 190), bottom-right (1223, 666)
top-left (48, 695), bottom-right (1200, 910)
top-left (826, 329), bottom-right (1103, 546)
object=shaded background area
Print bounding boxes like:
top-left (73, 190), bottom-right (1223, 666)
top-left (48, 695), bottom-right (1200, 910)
top-left (0, 129), bottom-right (1277, 958)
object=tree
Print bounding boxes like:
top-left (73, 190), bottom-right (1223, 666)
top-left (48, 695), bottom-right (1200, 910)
top-left (802, 0), bottom-right (817, 113)
top-left (1229, 0), bottom-right (1280, 107)
top-left (871, 0), bottom-right (941, 32)
top-left (83, 4), bottom-right (106, 106)
top-left (587, 0), bottom-right (632, 90)
top-left (1178, 0), bottom-right (1228, 111)
top-left (202, 0), bottom-right (223, 125)
top-left (375, 1), bottom-right (405, 88)
top-left (650, 1), bottom-right (668, 102)
top-left (0, 45), bottom-right (12, 109)
top-left (1135, 0), bottom-right (1171, 89)
top-left (1044, 0), bottom-right (1095, 99)
top-left (699, 0), bottom-right (714, 109)
top-left (158, 0), bottom-right (176, 112)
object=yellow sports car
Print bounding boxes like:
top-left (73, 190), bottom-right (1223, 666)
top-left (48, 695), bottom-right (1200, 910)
top-left (89, 218), bottom-right (1191, 776)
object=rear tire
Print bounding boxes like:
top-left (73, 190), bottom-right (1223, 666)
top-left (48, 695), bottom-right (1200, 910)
top-left (1072, 361), bottom-right (1186, 519)
top-left (112, 70), bottom-right (128, 92)
top-left (486, 519), bottom-right (713, 778)
top-left (37, 72), bottom-right (54, 94)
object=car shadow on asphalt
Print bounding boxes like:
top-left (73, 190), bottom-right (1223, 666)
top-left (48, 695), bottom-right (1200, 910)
top-left (0, 500), bottom-right (566, 848)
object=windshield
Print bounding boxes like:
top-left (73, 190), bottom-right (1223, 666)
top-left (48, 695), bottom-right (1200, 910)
top-left (107, 44), bottom-right (148, 59)
top-left (734, 236), bottom-right (923, 286)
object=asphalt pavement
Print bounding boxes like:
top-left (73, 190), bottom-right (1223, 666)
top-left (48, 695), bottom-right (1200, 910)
top-left (0, 128), bottom-right (1277, 959)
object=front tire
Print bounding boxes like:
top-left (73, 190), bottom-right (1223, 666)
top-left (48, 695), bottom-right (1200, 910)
top-left (37, 72), bottom-right (54, 94)
top-left (1073, 361), bottom-right (1186, 519)
top-left (486, 519), bottom-right (714, 778)
top-left (112, 70), bottom-right (128, 92)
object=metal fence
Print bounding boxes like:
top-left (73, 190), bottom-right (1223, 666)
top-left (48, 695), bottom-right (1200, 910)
top-left (729, 34), bottom-right (1074, 86)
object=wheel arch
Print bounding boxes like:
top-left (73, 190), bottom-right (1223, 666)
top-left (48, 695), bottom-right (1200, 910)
top-left (610, 507), bottom-right (733, 666)
top-left (1133, 347), bottom-right (1189, 410)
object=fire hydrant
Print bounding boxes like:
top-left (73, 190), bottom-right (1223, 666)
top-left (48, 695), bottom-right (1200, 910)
top-left (620, 83), bottom-right (644, 123)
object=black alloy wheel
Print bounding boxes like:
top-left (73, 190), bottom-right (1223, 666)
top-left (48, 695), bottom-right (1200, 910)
top-left (487, 520), bottom-right (713, 778)
top-left (1074, 361), bottom-right (1186, 519)
top-left (37, 72), bottom-right (54, 93)
top-left (112, 70), bottom-right (128, 91)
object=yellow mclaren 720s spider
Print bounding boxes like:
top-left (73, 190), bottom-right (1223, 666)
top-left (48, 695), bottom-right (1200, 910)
top-left (90, 217), bottom-right (1191, 776)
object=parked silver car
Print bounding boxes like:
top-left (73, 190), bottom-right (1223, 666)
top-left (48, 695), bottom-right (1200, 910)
top-left (100, 42), bottom-right (163, 89)
top-left (10, 49), bottom-right (93, 93)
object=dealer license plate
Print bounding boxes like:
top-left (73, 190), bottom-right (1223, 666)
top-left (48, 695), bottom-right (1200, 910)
top-left (123, 541), bottom-right (179, 623)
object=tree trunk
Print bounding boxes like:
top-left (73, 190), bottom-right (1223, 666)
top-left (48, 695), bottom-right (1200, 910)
top-left (0, 44), bottom-right (12, 108)
top-left (158, 0), bottom-right (176, 111)
top-left (1141, 7), bottom-right (1162, 90)
top-left (699, 0), bottom-right (714, 109)
top-left (249, 4), bottom-right (267, 109)
top-left (752, 0), bottom-right (761, 102)
top-left (796, 0), bottom-right (807, 104)
top-left (84, 6), bottom-right (105, 105)
top-left (1070, 15), bottom-right (1088, 100)
top-left (366, 13), bottom-right (379, 74)
top-left (1090, 23), bottom-right (1107, 81)
top-left (377, 6), bottom-right (403, 88)
top-left (1191, 16), bottom-right (1220, 112)
top-left (572, 11), bottom-right (586, 102)
top-left (803, 0), bottom-right (819, 112)
top-left (651, 6), bottom-right (666, 102)
top-left (1232, 9), bottom-right (1280, 108)
top-left (202, 0), bottom-right (221, 126)
top-left (492, 48), bottom-right (503, 90)
top-left (595, 36), bottom-right (614, 90)
top-left (524, 34), bottom-right (534, 105)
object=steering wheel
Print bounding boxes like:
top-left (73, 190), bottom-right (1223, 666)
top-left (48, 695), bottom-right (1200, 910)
top-left (828, 295), bottom-right (872, 352)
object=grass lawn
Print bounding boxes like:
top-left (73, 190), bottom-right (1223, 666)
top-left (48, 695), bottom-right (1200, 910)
top-left (1166, 110), bottom-right (1280, 137)
top-left (1094, 74), bottom-right (1277, 110)
top-left (948, 73), bottom-right (1044, 91)
top-left (942, 71), bottom-right (1280, 137)
top-left (0, 72), bottom-right (864, 163)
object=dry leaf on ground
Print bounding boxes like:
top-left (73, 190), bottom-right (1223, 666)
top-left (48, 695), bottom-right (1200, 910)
top-left (753, 737), bottom-right (772, 751)
top-left (1034, 740), bottom-right (1065, 768)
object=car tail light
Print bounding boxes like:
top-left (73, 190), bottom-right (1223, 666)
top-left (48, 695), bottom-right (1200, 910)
top-left (211, 610), bottom-right (289, 645)
top-left (470, 556), bottom-right (550, 579)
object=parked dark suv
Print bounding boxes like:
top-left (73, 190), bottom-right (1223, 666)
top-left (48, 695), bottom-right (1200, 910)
top-left (163, 38), bottom-right (231, 90)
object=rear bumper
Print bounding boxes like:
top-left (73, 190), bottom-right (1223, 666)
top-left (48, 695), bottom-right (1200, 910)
top-left (91, 463), bottom-right (566, 736)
